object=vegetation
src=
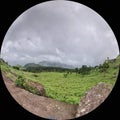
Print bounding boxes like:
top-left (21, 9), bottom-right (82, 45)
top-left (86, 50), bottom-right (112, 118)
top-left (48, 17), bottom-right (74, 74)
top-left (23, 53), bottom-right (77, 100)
top-left (0, 55), bottom-right (119, 104)
top-left (15, 75), bottom-right (43, 95)
top-left (24, 63), bottom-right (73, 73)
top-left (15, 75), bottom-right (25, 88)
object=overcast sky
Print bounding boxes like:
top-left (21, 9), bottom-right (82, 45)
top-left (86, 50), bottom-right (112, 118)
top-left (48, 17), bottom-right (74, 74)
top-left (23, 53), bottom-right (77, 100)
top-left (0, 0), bottom-right (119, 67)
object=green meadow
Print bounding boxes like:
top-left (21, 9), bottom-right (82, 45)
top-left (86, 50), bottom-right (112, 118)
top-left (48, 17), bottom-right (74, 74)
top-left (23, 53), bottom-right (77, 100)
top-left (0, 55), bottom-right (119, 104)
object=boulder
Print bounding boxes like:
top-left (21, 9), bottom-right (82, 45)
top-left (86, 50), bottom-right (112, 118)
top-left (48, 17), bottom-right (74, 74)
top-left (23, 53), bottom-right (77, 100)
top-left (76, 82), bottom-right (112, 118)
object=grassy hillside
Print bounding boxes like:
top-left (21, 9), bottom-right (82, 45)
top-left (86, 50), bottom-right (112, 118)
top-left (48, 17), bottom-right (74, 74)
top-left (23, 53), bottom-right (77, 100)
top-left (0, 55), bottom-right (119, 104)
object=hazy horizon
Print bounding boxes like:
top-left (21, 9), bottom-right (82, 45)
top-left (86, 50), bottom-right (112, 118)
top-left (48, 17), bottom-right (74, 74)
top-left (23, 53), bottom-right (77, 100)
top-left (0, 0), bottom-right (119, 67)
top-left (0, 55), bottom-right (119, 68)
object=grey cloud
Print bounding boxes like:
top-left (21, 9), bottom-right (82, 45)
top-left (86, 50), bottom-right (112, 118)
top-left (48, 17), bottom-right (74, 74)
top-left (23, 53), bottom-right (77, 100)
top-left (1, 0), bottom-right (119, 66)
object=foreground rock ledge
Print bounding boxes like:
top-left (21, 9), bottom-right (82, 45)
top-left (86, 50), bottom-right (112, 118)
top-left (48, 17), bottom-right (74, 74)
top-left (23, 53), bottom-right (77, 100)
top-left (76, 82), bottom-right (113, 118)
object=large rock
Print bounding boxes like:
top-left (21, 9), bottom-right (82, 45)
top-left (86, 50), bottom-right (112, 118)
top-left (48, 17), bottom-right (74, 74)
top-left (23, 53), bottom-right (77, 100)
top-left (27, 81), bottom-right (46, 96)
top-left (76, 82), bottom-right (112, 118)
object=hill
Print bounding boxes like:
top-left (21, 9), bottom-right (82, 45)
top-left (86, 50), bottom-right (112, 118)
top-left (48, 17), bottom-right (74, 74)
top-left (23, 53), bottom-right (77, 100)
top-left (39, 61), bottom-right (74, 68)
top-left (0, 55), bottom-right (119, 104)
top-left (23, 61), bottom-right (73, 73)
top-left (24, 63), bottom-right (40, 68)
top-left (0, 54), bottom-right (119, 119)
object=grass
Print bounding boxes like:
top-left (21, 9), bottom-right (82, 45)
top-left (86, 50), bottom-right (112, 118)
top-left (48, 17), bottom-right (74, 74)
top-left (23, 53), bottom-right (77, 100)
top-left (0, 56), bottom-right (119, 104)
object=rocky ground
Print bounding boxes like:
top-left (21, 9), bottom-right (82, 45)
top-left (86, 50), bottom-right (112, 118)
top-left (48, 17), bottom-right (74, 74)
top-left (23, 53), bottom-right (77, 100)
top-left (2, 74), bottom-right (113, 120)
top-left (75, 82), bottom-right (112, 118)
top-left (2, 74), bottom-right (78, 120)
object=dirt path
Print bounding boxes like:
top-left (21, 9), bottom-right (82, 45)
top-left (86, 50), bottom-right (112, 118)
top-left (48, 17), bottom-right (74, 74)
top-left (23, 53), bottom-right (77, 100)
top-left (2, 74), bottom-right (78, 120)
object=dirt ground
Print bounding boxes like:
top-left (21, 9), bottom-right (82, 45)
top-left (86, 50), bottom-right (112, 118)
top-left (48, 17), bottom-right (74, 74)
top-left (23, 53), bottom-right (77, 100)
top-left (2, 74), bottom-right (78, 120)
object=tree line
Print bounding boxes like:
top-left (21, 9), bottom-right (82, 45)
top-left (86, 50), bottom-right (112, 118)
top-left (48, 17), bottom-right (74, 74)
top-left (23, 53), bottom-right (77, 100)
top-left (12, 60), bottom-right (110, 76)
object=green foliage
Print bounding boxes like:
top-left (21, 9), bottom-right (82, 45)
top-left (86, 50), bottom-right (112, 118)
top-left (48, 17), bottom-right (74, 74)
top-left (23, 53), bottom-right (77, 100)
top-left (74, 65), bottom-right (92, 75)
top-left (13, 64), bottom-right (22, 70)
top-left (32, 74), bottom-right (38, 77)
top-left (15, 76), bottom-right (25, 87)
top-left (0, 58), bottom-right (8, 65)
top-left (24, 63), bottom-right (74, 73)
top-left (75, 68), bottom-right (79, 74)
top-left (79, 65), bottom-right (91, 75)
top-left (15, 76), bottom-right (42, 95)
top-left (103, 62), bottom-right (109, 69)
top-left (63, 73), bottom-right (68, 78)
top-left (99, 62), bottom-right (109, 73)
top-left (13, 66), bottom-right (20, 70)
top-left (1, 55), bottom-right (119, 104)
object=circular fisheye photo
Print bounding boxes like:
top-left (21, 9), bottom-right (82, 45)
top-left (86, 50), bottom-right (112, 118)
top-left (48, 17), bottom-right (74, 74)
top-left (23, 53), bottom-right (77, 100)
top-left (0, 0), bottom-right (119, 119)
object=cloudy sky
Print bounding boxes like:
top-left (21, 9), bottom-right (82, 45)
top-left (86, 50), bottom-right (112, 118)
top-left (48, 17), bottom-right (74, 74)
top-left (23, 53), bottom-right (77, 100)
top-left (1, 0), bottom-right (119, 67)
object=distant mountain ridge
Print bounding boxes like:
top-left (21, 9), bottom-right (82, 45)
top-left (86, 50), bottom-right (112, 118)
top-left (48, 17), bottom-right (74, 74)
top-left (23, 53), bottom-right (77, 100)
top-left (24, 61), bottom-right (74, 69)
top-left (39, 61), bottom-right (74, 68)
top-left (24, 63), bottom-right (40, 68)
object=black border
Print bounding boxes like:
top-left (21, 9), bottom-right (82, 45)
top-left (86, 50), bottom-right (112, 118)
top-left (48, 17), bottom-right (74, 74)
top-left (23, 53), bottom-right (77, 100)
top-left (0, 0), bottom-right (120, 120)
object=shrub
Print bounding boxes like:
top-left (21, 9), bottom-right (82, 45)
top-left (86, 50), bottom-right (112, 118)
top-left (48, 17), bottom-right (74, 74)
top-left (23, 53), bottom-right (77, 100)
top-left (15, 76), bottom-right (45, 96)
top-left (13, 66), bottom-right (20, 70)
top-left (63, 73), bottom-right (67, 78)
top-left (80, 65), bottom-right (91, 75)
top-left (15, 76), bottom-right (25, 87)
top-left (32, 74), bottom-right (38, 77)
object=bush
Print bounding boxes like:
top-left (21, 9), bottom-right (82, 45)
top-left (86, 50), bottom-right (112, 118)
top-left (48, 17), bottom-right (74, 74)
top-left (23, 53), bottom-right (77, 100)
top-left (99, 62), bottom-right (109, 73)
top-left (15, 76), bottom-right (25, 87)
top-left (15, 76), bottom-right (45, 96)
top-left (80, 65), bottom-right (91, 75)
top-left (32, 74), bottom-right (38, 77)
top-left (13, 66), bottom-right (20, 70)
top-left (63, 73), bottom-right (67, 78)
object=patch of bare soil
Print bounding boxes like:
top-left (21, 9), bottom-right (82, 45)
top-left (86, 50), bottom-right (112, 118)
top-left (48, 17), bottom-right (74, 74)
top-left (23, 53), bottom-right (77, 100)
top-left (75, 82), bottom-right (113, 118)
top-left (2, 74), bottom-right (78, 120)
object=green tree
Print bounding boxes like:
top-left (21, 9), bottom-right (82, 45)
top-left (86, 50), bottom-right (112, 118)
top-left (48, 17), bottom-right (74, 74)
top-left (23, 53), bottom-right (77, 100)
top-left (99, 62), bottom-right (109, 76)
top-left (13, 64), bottom-right (22, 70)
top-left (80, 65), bottom-right (90, 75)
top-left (102, 62), bottom-right (109, 72)
top-left (75, 68), bottom-right (79, 75)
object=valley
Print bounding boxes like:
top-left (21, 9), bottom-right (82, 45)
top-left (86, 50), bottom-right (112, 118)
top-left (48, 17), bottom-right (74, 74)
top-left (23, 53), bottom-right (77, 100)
top-left (0, 55), bottom-right (119, 119)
